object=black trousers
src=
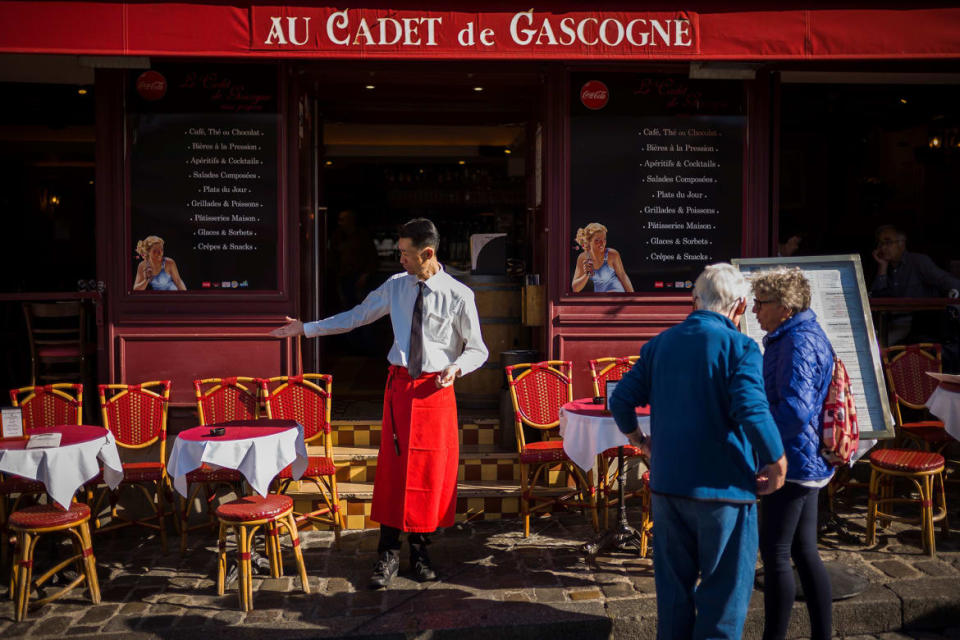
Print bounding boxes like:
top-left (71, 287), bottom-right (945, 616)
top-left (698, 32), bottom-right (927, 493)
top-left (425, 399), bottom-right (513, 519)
top-left (759, 482), bottom-right (832, 640)
top-left (377, 524), bottom-right (433, 561)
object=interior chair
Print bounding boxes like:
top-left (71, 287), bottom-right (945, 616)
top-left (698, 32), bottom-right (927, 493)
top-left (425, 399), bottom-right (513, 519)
top-left (505, 360), bottom-right (597, 538)
top-left (22, 301), bottom-right (90, 386)
top-left (588, 356), bottom-right (652, 554)
top-left (881, 343), bottom-right (953, 453)
top-left (177, 377), bottom-right (254, 552)
top-left (260, 374), bottom-right (342, 542)
top-left (91, 381), bottom-right (171, 552)
top-left (1, 383), bottom-right (84, 564)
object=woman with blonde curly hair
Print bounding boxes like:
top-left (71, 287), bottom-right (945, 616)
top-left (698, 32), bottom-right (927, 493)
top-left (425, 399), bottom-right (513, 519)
top-left (133, 235), bottom-right (186, 291)
top-left (751, 267), bottom-right (833, 640)
top-left (571, 222), bottom-right (633, 293)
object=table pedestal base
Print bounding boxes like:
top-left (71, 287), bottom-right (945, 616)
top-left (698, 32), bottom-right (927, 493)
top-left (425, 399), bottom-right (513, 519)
top-left (583, 445), bottom-right (646, 557)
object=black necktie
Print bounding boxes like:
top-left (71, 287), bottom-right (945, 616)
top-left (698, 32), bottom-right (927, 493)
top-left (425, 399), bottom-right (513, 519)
top-left (408, 281), bottom-right (425, 378)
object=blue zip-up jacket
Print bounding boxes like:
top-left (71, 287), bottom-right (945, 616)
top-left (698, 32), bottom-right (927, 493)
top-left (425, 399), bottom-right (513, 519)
top-left (761, 308), bottom-right (834, 483)
top-left (610, 310), bottom-right (784, 503)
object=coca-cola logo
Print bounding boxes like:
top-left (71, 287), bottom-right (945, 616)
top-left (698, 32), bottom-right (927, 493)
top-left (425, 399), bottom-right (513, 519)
top-left (580, 80), bottom-right (609, 110)
top-left (136, 71), bottom-right (167, 101)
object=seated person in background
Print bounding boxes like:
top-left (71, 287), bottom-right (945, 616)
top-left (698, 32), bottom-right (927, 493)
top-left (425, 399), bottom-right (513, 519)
top-left (870, 224), bottom-right (960, 345)
top-left (777, 228), bottom-right (806, 258)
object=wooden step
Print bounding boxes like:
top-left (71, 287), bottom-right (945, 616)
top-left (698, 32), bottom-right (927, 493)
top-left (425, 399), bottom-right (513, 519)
top-left (330, 417), bottom-right (501, 448)
top-left (288, 480), bottom-right (575, 531)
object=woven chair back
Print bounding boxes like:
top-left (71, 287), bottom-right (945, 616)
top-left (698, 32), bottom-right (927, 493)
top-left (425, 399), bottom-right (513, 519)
top-left (9, 383), bottom-right (83, 431)
top-left (98, 381), bottom-right (170, 448)
top-left (882, 343), bottom-right (942, 410)
top-left (588, 356), bottom-right (639, 397)
top-left (194, 377), bottom-right (261, 426)
top-left (506, 361), bottom-right (573, 431)
top-left (260, 374), bottom-right (332, 443)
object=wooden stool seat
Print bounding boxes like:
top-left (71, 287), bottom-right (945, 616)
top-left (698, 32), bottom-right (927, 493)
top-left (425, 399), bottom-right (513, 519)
top-left (866, 448), bottom-right (949, 557)
top-left (215, 495), bottom-right (309, 611)
top-left (9, 503), bottom-right (101, 621)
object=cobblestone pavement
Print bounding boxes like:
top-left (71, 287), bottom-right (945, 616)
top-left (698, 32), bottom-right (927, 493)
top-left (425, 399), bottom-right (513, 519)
top-left (1, 499), bottom-right (959, 639)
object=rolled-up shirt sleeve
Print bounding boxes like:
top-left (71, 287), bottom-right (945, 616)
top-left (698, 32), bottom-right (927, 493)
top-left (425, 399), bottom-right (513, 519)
top-left (303, 283), bottom-right (390, 338)
top-left (453, 295), bottom-right (489, 376)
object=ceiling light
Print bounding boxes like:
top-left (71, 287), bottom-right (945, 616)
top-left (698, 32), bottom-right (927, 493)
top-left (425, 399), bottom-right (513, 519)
top-left (365, 84), bottom-right (375, 90)
top-left (325, 160), bottom-right (333, 166)
top-left (473, 86), bottom-right (484, 92)
top-left (929, 136), bottom-right (942, 149)
top-left (458, 160), bottom-right (466, 165)
top-left (899, 98), bottom-right (908, 104)
top-left (77, 88), bottom-right (88, 95)
top-left (504, 148), bottom-right (512, 155)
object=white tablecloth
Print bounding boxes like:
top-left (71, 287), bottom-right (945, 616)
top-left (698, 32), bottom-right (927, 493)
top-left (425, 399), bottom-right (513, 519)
top-left (559, 405), bottom-right (651, 473)
top-left (927, 385), bottom-right (960, 441)
top-left (167, 421), bottom-right (308, 498)
top-left (0, 426), bottom-right (123, 508)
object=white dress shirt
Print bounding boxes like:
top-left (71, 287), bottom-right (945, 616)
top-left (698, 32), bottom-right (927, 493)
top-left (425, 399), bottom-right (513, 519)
top-left (304, 268), bottom-right (489, 376)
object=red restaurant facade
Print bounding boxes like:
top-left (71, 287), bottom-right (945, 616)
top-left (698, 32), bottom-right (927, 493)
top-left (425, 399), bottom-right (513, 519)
top-left (2, 2), bottom-right (959, 408)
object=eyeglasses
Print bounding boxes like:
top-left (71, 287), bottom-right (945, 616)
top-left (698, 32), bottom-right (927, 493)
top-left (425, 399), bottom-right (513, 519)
top-left (876, 238), bottom-right (902, 247)
top-left (753, 298), bottom-right (778, 307)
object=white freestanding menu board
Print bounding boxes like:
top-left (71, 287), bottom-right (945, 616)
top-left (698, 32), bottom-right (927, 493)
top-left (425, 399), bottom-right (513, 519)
top-left (733, 255), bottom-right (895, 440)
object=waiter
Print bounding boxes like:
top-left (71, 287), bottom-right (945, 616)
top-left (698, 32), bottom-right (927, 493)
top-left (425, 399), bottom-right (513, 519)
top-left (270, 218), bottom-right (488, 589)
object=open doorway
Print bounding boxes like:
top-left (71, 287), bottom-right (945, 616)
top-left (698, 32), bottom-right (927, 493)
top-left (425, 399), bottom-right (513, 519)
top-left (303, 64), bottom-right (540, 417)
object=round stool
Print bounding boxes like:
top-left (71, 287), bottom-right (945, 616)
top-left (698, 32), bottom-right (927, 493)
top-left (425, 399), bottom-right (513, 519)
top-left (866, 448), bottom-right (949, 557)
top-left (215, 494), bottom-right (309, 611)
top-left (9, 502), bottom-right (101, 621)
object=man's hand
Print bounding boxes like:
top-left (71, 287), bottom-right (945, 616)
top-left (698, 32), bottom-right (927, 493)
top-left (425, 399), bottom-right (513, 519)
top-left (872, 248), bottom-right (889, 275)
top-left (756, 454), bottom-right (787, 496)
top-left (626, 429), bottom-right (651, 458)
top-left (436, 364), bottom-right (460, 388)
top-left (269, 316), bottom-right (304, 338)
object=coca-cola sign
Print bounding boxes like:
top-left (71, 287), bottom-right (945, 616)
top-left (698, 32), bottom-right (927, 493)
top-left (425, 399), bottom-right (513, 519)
top-left (580, 80), bottom-right (609, 110)
top-left (136, 71), bottom-right (167, 101)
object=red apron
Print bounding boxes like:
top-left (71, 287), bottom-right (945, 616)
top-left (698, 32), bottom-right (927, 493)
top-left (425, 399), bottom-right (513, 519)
top-left (370, 365), bottom-right (459, 532)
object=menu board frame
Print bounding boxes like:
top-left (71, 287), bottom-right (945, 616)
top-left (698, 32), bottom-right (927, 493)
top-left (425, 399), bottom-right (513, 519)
top-left (121, 63), bottom-right (288, 303)
top-left (733, 254), bottom-right (895, 441)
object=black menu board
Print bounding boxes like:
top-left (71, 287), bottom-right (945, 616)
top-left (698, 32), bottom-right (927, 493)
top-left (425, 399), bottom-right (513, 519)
top-left (570, 73), bottom-right (745, 293)
top-left (128, 64), bottom-right (279, 292)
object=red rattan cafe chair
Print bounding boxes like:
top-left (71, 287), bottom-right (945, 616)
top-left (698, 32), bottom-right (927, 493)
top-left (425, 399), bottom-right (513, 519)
top-left (881, 344), bottom-right (954, 453)
top-left (91, 381), bottom-right (171, 552)
top-left (1, 383), bottom-right (85, 564)
top-left (260, 374), bottom-right (342, 543)
top-left (176, 378), bottom-right (254, 552)
top-left (588, 357), bottom-right (652, 553)
top-left (505, 360), bottom-right (597, 538)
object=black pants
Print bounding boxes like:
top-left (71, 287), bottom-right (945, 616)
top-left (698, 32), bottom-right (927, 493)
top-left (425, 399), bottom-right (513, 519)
top-left (377, 525), bottom-right (432, 562)
top-left (759, 482), bottom-right (832, 640)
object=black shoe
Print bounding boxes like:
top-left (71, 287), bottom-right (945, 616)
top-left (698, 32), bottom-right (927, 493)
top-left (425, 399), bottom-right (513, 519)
top-left (369, 552), bottom-right (399, 589)
top-left (411, 557), bottom-right (437, 582)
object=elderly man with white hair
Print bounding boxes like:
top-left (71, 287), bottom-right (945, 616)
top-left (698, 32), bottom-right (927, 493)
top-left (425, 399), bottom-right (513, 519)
top-left (610, 263), bottom-right (787, 640)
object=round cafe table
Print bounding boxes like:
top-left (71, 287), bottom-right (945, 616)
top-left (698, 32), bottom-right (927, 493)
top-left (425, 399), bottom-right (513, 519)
top-left (926, 377), bottom-right (960, 442)
top-left (560, 399), bottom-right (651, 555)
top-left (0, 425), bottom-right (123, 508)
top-left (167, 419), bottom-right (308, 498)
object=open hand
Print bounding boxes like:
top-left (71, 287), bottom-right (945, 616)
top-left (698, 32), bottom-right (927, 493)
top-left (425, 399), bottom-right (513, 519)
top-left (269, 316), bottom-right (304, 338)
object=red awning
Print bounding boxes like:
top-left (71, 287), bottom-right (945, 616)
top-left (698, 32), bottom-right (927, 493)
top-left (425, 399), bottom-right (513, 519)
top-left (1, 2), bottom-right (959, 60)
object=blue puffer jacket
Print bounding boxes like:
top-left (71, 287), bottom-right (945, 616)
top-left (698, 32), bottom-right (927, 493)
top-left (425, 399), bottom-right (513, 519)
top-left (761, 309), bottom-right (834, 482)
